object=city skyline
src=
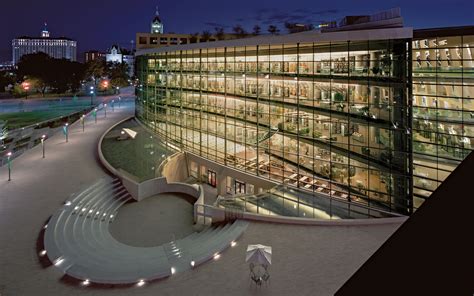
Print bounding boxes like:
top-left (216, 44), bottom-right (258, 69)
top-left (1, 0), bottom-right (473, 62)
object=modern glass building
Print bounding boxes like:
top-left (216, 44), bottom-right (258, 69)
top-left (136, 27), bottom-right (414, 216)
top-left (412, 27), bottom-right (474, 207)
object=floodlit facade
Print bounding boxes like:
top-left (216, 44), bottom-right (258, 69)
top-left (136, 27), bottom-right (414, 216)
top-left (411, 27), bottom-right (474, 206)
top-left (11, 24), bottom-right (77, 65)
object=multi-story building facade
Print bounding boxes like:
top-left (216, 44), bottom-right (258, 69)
top-left (12, 24), bottom-right (77, 65)
top-left (136, 26), bottom-right (414, 216)
top-left (85, 50), bottom-right (105, 63)
top-left (411, 27), bottom-right (474, 207)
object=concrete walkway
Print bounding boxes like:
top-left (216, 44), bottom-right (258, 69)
top-left (0, 88), bottom-right (402, 295)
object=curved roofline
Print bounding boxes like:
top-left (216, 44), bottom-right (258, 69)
top-left (136, 27), bottom-right (413, 56)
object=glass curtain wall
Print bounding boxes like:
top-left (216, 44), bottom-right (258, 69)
top-left (136, 38), bottom-right (413, 215)
top-left (412, 33), bottom-right (474, 208)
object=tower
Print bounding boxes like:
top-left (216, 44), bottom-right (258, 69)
top-left (41, 22), bottom-right (50, 38)
top-left (151, 6), bottom-right (163, 34)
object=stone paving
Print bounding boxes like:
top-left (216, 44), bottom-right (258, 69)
top-left (0, 89), bottom-right (403, 295)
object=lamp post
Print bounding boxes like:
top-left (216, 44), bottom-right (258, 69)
top-left (63, 123), bottom-right (69, 143)
top-left (111, 100), bottom-right (115, 112)
top-left (22, 82), bottom-right (30, 100)
top-left (41, 134), bottom-right (46, 158)
top-left (118, 96), bottom-right (121, 108)
top-left (104, 103), bottom-right (107, 118)
top-left (6, 151), bottom-right (12, 181)
top-left (93, 108), bottom-right (97, 123)
top-left (116, 86), bottom-right (120, 95)
top-left (90, 86), bottom-right (94, 105)
top-left (81, 114), bottom-right (85, 132)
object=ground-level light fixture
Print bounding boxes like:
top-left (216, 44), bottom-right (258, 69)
top-left (213, 253), bottom-right (221, 260)
top-left (41, 134), bottom-right (46, 158)
top-left (64, 123), bottom-right (69, 143)
top-left (6, 151), bottom-right (12, 181)
top-left (81, 279), bottom-right (90, 286)
top-left (231, 241), bottom-right (237, 247)
top-left (190, 261), bottom-right (195, 267)
top-left (171, 267), bottom-right (176, 275)
top-left (136, 279), bottom-right (145, 287)
top-left (39, 250), bottom-right (47, 256)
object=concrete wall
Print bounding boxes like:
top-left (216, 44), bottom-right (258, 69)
top-left (160, 152), bottom-right (189, 182)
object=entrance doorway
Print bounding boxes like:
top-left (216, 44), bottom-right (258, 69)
top-left (208, 170), bottom-right (217, 187)
top-left (235, 179), bottom-right (246, 194)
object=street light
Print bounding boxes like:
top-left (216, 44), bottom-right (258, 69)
top-left (104, 103), bottom-right (107, 118)
top-left (93, 108), bottom-right (97, 123)
top-left (90, 86), bottom-right (94, 106)
top-left (81, 114), bottom-right (85, 132)
top-left (6, 151), bottom-right (12, 181)
top-left (63, 123), bottom-right (69, 142)
top-left (118, 96), bottom-right (121, 108)
top-left (41, 134), bottom-right (46, 158)
top-left (111, 100), bottom-right (115, 112)
top-left (22, 82), bottom-right (30, 100)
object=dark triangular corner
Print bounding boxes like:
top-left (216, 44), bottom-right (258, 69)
top-left (335, 152), bottom-right (474, 296)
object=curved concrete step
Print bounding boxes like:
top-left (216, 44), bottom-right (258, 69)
top-left (44, 178), bottom-right (249, 284)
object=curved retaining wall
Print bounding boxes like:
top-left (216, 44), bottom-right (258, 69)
top-left (98, 117), bottom-right (204, 206)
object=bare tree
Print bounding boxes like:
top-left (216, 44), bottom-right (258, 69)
top-left (232, 25), bottom-right (248, 38)
top-left (267, 25), bottom-right (280, 35)
top-left (190, 32), bottom-right (199, 43)
top-left (201, 30), bottom-right (212, 42)
top-left (252, 25), bottom-right (261, 36)
top-left (214, 27), bottom-right (225, 40)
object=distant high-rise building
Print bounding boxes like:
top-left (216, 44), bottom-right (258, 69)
top-left (85, 50), bottom-right (105, 63)
top-left (11, 23), bottom-right (77, 65)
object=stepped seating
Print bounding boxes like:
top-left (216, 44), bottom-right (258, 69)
top-left (44, 177), bottom-right (249, 284)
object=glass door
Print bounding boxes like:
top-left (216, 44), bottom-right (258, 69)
top-left (235, 179), bottom-right (246, 194)
top-left (208, 170), bottom-right (217, 187)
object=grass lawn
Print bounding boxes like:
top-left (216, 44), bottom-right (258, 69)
top-left (0, 107), bottom-right (90, 130)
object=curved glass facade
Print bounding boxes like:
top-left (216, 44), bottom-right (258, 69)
top-left (412, 32), bottom-right (474, 206)
top-left (136, 37), bottom-right (413, 215)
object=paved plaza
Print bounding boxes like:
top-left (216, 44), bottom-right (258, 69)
top-left (0, 90), bottom-right (403, 295)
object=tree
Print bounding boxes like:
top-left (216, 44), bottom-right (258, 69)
top-left (232, 25), bottom-right (247, 38)
top-left (214, 27), bottom-right (225, 40)
top-left (252, 25), bottom-right (261, 36)
top-left (107, 62), bottom-right (129, 88)
top-left (201, 30), bottom-right (212, 42)
top-left (190, 32), bottom-right (199, 43)
top-left (17, 52), bottom-right (84, 95)
top-left (267, 25), bottom-right (280, 35)
top-left (84, 59), bottom-right (106, 85)
top-left (0, 72), bottom-right (16, 92)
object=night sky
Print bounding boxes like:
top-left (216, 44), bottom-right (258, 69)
top-left (1, 0), bottom-right (473, 62)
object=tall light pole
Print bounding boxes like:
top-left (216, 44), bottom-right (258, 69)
top-left (6, 151), bottom-right (12, 181)
top-left (111, 100), bottom-right (115, 112)
top-left (118, 96), bottom-right (121, 108)
top-left (104, 103), bottom-right (107, 118)
top-left (41, 134), bottom-right (46, 158)
top-left (63, 123), bottom-right (69, 143)
top-left (93, 108), bottom-right (97, 123)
